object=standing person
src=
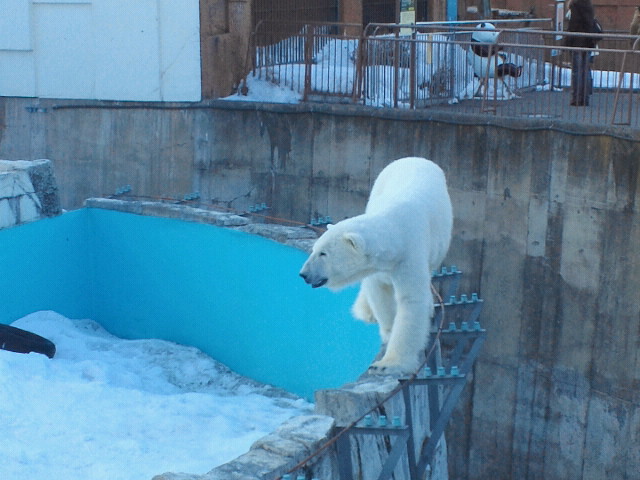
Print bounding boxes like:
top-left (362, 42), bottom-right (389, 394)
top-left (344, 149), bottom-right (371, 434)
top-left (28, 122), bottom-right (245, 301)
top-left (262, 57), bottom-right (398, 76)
top-left (565, 0), bottom-right (598, 106)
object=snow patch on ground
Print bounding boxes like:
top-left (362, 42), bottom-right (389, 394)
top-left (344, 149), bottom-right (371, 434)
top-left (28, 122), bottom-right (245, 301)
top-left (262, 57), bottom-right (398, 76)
top-left (0, 311), bottom-right (312, 480)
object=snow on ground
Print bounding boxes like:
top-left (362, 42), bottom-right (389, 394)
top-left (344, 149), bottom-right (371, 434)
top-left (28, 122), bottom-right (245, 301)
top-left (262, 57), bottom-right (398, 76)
top-left (0, 311), bottom-right (312, 480)
top-left (222, 74), bottom-right (302, 104)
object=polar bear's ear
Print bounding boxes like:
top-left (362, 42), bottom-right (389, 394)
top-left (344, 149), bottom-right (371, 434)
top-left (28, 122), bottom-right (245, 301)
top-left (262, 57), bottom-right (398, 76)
top-left (343, 232), bottom-right (365, 252)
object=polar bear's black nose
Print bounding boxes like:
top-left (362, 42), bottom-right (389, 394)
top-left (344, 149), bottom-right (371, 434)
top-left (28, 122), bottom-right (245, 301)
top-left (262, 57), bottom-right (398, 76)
top-left (300, 272), bottom-right (309, 282)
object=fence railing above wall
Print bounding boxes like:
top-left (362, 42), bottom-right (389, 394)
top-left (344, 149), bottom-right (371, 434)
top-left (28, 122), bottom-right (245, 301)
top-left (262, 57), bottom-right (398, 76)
top-left (244, 20), bottom-right (640, 128)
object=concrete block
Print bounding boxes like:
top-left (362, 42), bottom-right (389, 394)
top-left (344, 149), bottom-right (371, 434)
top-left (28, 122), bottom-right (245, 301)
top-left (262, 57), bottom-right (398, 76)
top-left (0, 198), bottom-right (16, 228)
top-left (250, 414), bottom-right (335, 458)
top-left (0, 170), bottom-right (34, 199)
top-left (0, 160), bottom-right (60, 222)
top-left (203, 415), bottom-right (335, 480)
top-left (203, 448), bottom-right (294, 480)
top-left (26, 159), bottom-right (61, 216)
top-left (18, 194), bottom-right (41, 223)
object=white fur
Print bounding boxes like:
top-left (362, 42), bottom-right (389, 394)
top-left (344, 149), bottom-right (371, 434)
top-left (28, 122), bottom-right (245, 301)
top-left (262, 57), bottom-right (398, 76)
top-left (299, 157), bottom-right (453, 374)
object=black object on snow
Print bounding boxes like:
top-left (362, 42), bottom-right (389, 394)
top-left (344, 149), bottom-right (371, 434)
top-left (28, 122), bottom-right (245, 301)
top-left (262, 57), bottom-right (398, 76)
top-left (0, 324), bottom-right (56, 358)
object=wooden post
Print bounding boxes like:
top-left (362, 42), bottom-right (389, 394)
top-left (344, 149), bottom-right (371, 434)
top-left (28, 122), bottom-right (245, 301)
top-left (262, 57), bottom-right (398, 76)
top-left (481, 0), bottom-right (492, 19)
top-left (428, 0), bottom-right (448, 21)
top-left (340, 0), bottom-right (362, 35)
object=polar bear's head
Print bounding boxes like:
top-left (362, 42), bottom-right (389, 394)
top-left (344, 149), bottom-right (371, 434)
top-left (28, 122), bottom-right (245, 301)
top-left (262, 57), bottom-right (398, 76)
top-left (299, 221), bottom-right (375, 290)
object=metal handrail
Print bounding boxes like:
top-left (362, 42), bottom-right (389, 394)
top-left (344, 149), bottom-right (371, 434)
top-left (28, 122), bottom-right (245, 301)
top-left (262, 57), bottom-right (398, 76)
top-left (246, 21), bottom-right (640, 127)
top-left (612, 37), bottom-right (640, 125)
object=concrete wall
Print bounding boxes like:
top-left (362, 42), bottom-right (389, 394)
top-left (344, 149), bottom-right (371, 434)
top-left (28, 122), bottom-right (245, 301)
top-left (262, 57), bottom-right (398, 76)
top-left (0, 96), bottom-right (639, 479)
top-left (0, 1), bottom-right (201, 101)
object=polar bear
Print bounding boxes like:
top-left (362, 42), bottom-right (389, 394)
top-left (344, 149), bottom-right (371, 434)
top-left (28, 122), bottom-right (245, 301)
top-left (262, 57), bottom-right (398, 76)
top-left (299, 157), bottom-right (453, 374)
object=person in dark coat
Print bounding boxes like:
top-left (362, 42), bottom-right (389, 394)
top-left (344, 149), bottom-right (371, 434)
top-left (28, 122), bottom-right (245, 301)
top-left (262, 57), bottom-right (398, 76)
top-left (565, 0), bottom-right (598, 106)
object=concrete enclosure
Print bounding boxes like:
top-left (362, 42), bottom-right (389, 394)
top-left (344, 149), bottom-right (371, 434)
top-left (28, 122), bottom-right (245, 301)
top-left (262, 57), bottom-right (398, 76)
top-left (0, 204), bottom-right (381, 401)
top-left (0, 97), bottom-right (639, 479)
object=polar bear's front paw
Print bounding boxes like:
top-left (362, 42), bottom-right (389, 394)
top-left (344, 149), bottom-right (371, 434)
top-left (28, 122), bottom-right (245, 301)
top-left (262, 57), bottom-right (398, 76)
top-left (367, 356), bottom-right (416, 376)
top-left (367, 364), bottom-right (405, 376)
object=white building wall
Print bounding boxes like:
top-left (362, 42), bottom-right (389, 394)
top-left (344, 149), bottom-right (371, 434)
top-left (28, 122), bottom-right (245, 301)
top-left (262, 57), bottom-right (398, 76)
top-left (0, 0), bottom-right (201, 101)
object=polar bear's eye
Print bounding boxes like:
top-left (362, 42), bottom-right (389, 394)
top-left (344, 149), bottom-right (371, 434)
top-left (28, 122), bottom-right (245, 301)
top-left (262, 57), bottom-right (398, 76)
top-left (319, 251), bottom-right (327, 257)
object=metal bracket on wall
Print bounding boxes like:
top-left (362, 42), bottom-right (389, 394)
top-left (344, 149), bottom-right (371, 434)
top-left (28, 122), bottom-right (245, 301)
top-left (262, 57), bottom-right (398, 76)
top-left (25, 106), bottom-right (48, 113)
top-left (407, 324), bottom-right (487, 476)
top-left (336, 420), bottom-right (413, 480)
top-left (335, 267), bottom-right (486, 480)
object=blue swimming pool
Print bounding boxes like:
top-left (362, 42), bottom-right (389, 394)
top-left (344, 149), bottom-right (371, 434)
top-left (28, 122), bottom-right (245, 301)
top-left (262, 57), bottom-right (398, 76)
top-left (0, 208), bottom-right (379, 400)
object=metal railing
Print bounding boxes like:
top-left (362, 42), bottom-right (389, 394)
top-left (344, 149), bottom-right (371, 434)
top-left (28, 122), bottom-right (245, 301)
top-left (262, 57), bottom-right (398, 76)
top-left (245, 20), bottom-right (640, 128)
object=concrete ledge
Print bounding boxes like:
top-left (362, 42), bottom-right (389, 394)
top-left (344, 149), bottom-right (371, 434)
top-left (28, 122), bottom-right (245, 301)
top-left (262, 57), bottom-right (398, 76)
top-left (152, 415), bottom-right (336, 480)
top-left (84, 198), bottom-right (319, 252)
top-left (46, 98), bottom-right (640, 140)
top-left (315, 374), bottom-right (448, 480)
top-left (152, 374), bottom-right (448, 480)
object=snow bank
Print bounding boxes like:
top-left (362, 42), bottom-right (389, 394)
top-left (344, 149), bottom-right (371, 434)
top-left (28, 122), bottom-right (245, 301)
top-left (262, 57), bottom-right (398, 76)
top-left (0, 311), bottom-right (312, 480)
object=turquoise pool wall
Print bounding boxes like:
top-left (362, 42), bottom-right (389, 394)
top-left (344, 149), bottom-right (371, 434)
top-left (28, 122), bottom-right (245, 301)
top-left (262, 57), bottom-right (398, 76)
top-left (0, 210), bottom-right (91, 322)
top-left (1, 209), bottom-right (379, 399)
